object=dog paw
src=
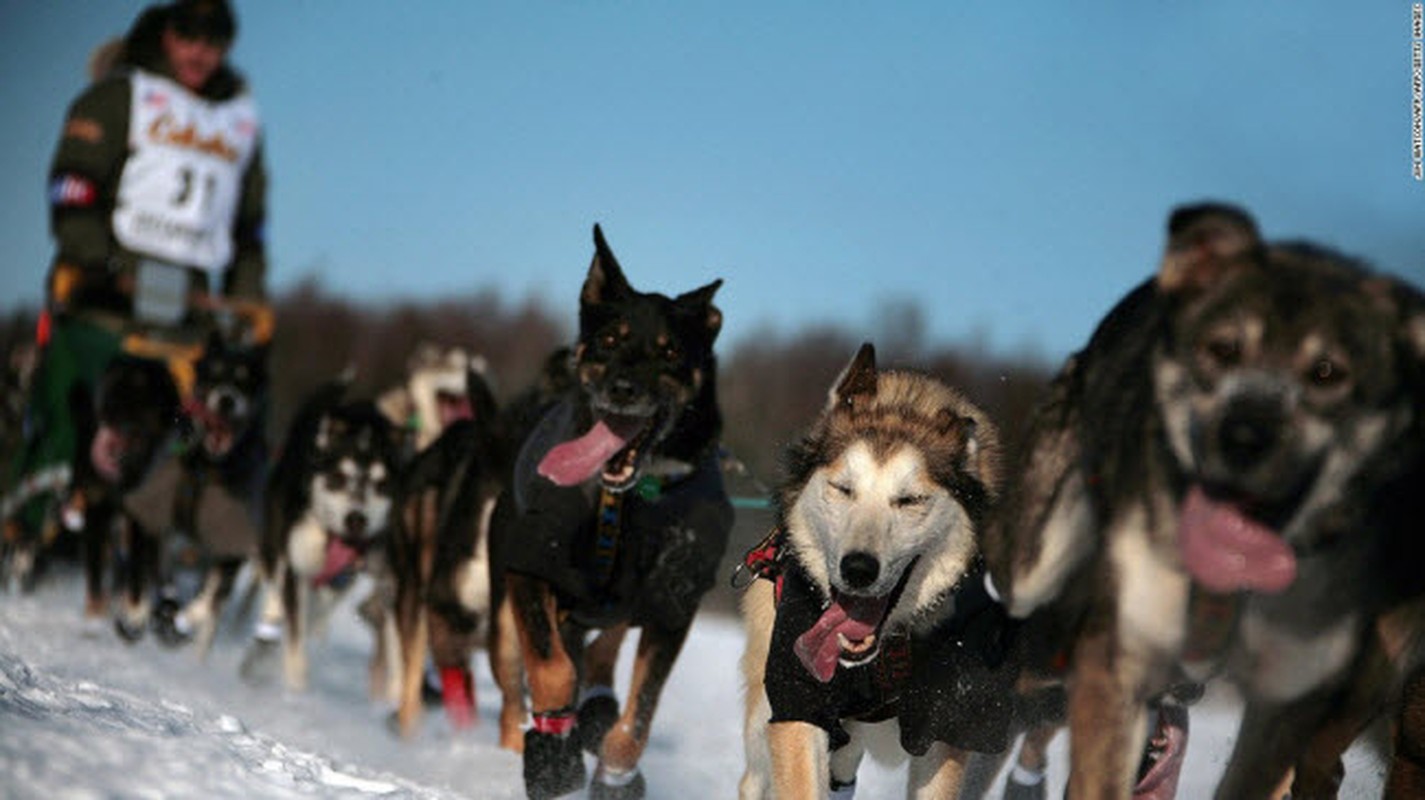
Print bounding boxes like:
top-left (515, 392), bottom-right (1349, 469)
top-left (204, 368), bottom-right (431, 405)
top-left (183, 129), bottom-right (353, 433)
top-left (152, 599), bottom-right (193, 648)
top-left (239, 637), bottom-right (279, 685)
top-left (590, 765), bottom-right (645, 800)
top-left (576, 691), bottom-right (620, 755)
top-left (523, 729), bottom-right (586, 799)
top-left (114, 615), bottom-right (146, 643)
top-left (1002, 771), bottom-right (1047, 800)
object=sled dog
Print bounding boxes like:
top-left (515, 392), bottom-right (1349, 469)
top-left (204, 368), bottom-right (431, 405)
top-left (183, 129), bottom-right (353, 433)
top-left (487, 225), bottom-right (733, 799)
top-left (740, 342), bottom-right (1015, 799)
top-left (982, 202), bottom-right (1425, 798)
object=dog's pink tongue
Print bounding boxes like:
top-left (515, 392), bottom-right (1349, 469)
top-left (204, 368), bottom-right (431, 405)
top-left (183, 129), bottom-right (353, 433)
top-left (437, 393), bottom-right (473, 428)
top-left (537, 417), bottom-right (645, 487)
top-left (313, 537), bottom-right (361, 586)
top-left (1179, 486), bottom-right (1296, 594)
top-left (90, 426), bottom-right (124, 482)
top-left (793, 594), bottom-right (885, 683)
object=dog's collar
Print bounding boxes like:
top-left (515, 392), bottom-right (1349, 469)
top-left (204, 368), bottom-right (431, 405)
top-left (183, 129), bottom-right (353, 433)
top-left (1180, 583), bottom-right (1243, 675)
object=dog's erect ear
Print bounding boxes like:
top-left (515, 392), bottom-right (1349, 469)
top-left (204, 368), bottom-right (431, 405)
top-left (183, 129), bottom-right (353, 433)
top-left (466, 360), bottom-right (500, 422)
top-left (937, 410), bottom-right (995, 485)
top-left (1158, 202), bottom-right (1262, 293)
top-left (582, 224), bottom-right (634, 307)
top-left (315, 413), bottom-right (348, 453)
top-left (830, 342), bottom-right (878, 411)
top-left (676, 279), bottom-right (724, 337)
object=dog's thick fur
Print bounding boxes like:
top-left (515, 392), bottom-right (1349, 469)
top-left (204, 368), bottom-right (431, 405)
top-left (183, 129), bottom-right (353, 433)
top-left (241, 377), bottom-right (406, 694)
top-left (983, 202), bottom-right (1425, 798)
top-left (487, 225), bottom-right (733, 798)
top-left (739, 343), bottom-right (1010, 799)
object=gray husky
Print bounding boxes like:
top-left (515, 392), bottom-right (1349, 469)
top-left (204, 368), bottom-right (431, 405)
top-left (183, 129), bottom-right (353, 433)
top-left (983, 202), bottom-right (1425, 798)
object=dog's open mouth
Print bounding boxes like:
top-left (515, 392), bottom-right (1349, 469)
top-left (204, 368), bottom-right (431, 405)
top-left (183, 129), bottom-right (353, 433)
top-left (203, 417), bottom-right (237, 458)
top-left (1133, 701), bottom-right (1190, 798)
top-left (436, 389), bottom-right (473, 428)
top-left (536, 411), bottom-right (656, 491)
top-left (1178, 485), bottom-right (1297, 594)
top-left (793, 564), bottom-right (916, 683)
top-left (90, 425), bottom-right (129, 482)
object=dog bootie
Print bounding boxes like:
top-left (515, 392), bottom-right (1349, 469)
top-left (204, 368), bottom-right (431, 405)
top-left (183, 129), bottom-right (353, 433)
top-left (1003, 766), bottom-right (1046, 800)
top-left (523, 718), bottom-right (585, 800)
top-left (576, 687), bottom-right (620, 755)
top-left (152, 590), bottom-right (193, 648)
top-left (590, 764), bottom-right (645, 800)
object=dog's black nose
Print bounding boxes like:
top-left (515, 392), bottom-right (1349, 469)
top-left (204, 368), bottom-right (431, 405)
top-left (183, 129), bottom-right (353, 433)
top-left (1218, 397), bottom-right (1282, 470)
top-left (606, 378), bottom-right (639, 407)
top-left (839, 552), bottom-right (880, 590)
top-left (345, 511), bottom-right (368, 537)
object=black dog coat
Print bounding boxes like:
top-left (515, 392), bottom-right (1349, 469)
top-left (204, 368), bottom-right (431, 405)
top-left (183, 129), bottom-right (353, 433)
top-left (764, 562), bottom-right (1016, 756)
top-left (500, 398), bottom-right (734, 632)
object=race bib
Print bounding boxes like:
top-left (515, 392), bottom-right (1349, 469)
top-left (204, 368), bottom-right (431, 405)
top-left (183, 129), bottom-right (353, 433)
top-left (112, 71), bottom-right (259, 273)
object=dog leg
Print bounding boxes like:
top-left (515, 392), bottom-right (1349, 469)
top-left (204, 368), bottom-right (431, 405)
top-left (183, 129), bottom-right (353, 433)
top-left (394, 597), bottom-right (429, 738)
top-left (177, 567), bottom-right (225, 657)
top-left (1289, 635), bottom-right (1398, 799)
top-left (578, 623), bottom-right (628, 754)
top-left (827, 725), bottom-right (866, 797)
top-left (427, 608), bottom-right (477, 730)
top-left (738, 580), bottom-right (777, 800)
top-left (114, 518), bottom-right (158, 641)
top-left (507, 571), bottom-right (585, 798)
top-left (490, 587), bottom-right (528, 752)
top-left (767, 720), bottom-right (831, 800)
top-left (1215, 694), bottom-right (1337, 800)
top-left (239, 562), bottom-right (285, 684)
top-left (590, 620), bottom-right (693, 798)
top-left (908, 741), bottom-right (969, 800)
top-left (81, 497), bottom-right (110, 621)
top-left (1066, 624), bottom-right (1151, 800)
top-left (282, 565), bottom-right (310, 691)
top-left (1387, 666), bottom-right (1425, 799)
top-left (375, 612), bottom-right (403, 705)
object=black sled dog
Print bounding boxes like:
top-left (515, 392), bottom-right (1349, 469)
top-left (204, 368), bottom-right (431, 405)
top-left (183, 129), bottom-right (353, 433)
top-left (487, 225), bottom-right (734, 799)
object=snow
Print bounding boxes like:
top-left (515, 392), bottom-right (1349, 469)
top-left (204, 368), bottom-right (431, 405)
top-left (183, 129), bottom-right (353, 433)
top-left (0, 568), bottom-right (1391, 799)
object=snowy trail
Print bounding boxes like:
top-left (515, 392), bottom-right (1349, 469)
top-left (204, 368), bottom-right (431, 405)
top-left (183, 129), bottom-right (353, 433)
top-left (0, 569), bottom-right (1389, 798)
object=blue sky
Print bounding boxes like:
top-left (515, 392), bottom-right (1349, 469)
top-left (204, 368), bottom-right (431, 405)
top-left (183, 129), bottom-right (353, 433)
top-left (1, 2), bottom-right (1422, 363)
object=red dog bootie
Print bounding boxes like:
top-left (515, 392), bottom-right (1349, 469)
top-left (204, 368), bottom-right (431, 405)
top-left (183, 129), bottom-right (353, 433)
top-left (524, 709), bottom-right (584, 799)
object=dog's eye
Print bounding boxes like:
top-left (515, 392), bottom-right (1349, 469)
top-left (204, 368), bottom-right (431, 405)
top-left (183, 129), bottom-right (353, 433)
top-left (661, 343), bottom-right (682, 363)
top-left (325, 473), bottom-right (346, 491)
top-left (892, 494), bottom-right (928, 509)
top-left (1309, 357), bottom-right (1347, 388)
top-left (828, 481), bottom-right (853, 498)
top-left (600, 332), bottom-right (620, 350)
top-left (1202, 335), bottom-right (1243, 367)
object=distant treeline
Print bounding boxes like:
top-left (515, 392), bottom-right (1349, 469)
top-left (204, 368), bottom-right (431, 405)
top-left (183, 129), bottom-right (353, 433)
top-left (1, 281), bottom-right (1055, 493)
